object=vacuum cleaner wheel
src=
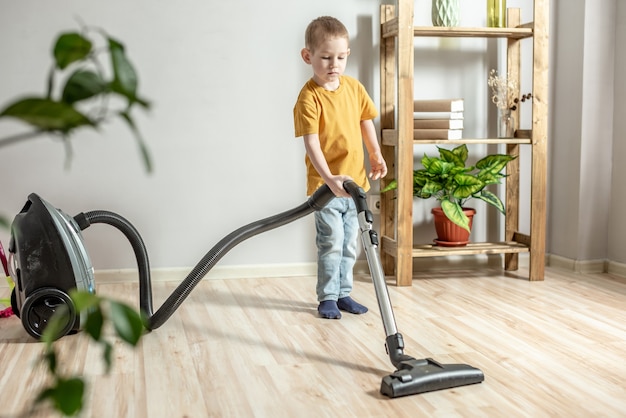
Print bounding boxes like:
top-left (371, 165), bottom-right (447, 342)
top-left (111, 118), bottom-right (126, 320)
top-left (20, 287), bottom-right (76, 340)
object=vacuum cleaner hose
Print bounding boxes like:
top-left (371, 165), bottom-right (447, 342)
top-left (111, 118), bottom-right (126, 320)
top-left (74, 210), bottom-right (155, 318)
top-left (78, 184), bottom-right (335, 330)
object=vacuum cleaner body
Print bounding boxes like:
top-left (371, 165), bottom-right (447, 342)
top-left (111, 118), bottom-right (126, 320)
top-left (6, 183), bottom-right (484, 397)
top-left (8, 193), bottom-right (95, 339)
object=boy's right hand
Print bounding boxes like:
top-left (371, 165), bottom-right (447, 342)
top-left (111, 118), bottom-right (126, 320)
top-left (326, 175), bottom-right (352, 198)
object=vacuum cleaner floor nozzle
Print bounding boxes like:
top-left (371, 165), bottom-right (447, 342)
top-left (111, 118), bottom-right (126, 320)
top-left (380, 358), bottom-right (485, 398)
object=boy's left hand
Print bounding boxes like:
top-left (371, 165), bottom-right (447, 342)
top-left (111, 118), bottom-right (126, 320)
top-left (368, 154), bottom-right (388, 180)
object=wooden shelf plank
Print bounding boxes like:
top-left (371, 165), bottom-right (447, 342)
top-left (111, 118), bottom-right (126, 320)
top-left (413, 26), bottom-right (534, 39)
top-left (382, 17), bottom-right (534, 39)
top-left (528, 0), bottom-right (550, 282)
top-left (412, 242), bottom-right (530, 257)
top-left (381, 236), bottom-right (529, 258)
top-left (382, 129), bottom-right (532, 146)
top-left (504, 9), bottom-right (522, 272)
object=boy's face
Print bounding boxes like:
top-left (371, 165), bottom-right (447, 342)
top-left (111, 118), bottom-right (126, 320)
top-left (301, 36), bottom-right (350, 90)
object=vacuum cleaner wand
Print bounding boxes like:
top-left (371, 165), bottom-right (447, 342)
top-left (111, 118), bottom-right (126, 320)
top-left (342, 182), bottom-right (484, 397)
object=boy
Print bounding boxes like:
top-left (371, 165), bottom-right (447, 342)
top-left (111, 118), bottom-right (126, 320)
top-left (293, 16), bottom-right (387, 319)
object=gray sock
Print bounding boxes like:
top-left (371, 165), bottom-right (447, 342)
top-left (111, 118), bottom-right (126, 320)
top-left (318, 300), bottom-right (342, 319)
top-left (337, 296), bottom-right (368, 314)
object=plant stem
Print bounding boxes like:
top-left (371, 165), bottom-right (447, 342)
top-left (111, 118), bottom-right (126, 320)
top-left (0, 130), bottom-right (47, 148)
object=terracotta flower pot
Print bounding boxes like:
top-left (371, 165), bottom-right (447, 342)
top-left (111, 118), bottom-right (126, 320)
top-left (431, 207), bottom-right (476, 247)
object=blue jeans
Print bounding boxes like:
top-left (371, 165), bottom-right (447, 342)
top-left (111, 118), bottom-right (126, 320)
top-left (314, 197), bottom-right (358, 302)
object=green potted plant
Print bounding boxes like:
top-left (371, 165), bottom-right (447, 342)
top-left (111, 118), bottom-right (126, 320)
top-left (381, 144), bottom-right (516, 246)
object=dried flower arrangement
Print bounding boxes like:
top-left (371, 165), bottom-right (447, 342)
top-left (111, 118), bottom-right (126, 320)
top-left (487, 69), bottom-right (532, 111)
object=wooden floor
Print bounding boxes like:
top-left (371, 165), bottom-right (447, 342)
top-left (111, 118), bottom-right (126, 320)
top-left (1, 265), bottom-right (626, 417)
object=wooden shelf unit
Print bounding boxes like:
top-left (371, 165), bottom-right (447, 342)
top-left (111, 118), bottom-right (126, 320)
top-left (379, 1), bottom-right (549, 286)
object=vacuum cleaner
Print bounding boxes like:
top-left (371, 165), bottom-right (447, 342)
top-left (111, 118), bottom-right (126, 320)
top-left (6, 181), bottom-right (484, 397)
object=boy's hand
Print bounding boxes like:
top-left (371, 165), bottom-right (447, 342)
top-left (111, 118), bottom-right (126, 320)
top-left (368, 153), bottom-right (388, 180)
top-left (327, 175), bottom-right (352, 198)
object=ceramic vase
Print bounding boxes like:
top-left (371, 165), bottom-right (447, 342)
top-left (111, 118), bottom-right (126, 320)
top-left (432, 0), bottom-right (460, 27)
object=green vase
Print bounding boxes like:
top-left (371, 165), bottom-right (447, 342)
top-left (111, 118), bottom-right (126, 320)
top-left (431, 0), bottom-right (460, 27)
top-left (487, 0), bottom-right (507, 28)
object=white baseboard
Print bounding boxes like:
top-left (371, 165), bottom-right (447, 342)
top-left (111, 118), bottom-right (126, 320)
top-left (547, 254), bottom-right (607, 273)
top-left (93, 256), bottom-right (508, 284)
top-left (6, 254), bottom-right (623, 289)
top-left (94, 262), bottom-right (322, 284)
top-left (607, 260), bottom-right (626, 277)
top-left (545, 253), bottom-right (626, 276)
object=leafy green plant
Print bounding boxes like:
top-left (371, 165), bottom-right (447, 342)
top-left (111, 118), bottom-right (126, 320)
top-left (35, 290), bottom-right (146, 416)
top-left (0, 25), bottom-right (152, 172)
top-left (381, 144), bottom-right (516, 232)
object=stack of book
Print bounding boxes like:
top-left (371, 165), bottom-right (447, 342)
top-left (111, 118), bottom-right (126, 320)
top-left (413, 98), bottom-right (464, 140)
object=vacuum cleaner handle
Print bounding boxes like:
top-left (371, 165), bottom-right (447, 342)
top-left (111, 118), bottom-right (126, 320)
top-left (342, 180), bottom-right (370, 215)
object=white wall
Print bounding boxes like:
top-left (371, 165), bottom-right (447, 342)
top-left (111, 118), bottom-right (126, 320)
top-left (578, 0), bottom-right (615, 260)
top-left (548, 0), bottom-right (585, 259)
top-left (549, 0), bottom-right (624, 266)
top-left (0, 0), bottom-right (384, 271)
top-left (7, 0), bottom-right (622, 275)
top-left (2, 0), bottom-right (528, 273)
top-left (608, 1), bottom-right (626, 264)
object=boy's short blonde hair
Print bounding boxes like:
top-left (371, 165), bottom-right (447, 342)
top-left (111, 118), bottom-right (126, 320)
top-left (304, 16), bottom-right (349, 52)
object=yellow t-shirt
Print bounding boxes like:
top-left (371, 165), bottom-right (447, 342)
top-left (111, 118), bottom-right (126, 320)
top-left (294, 75), bottom-right (378, 195)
